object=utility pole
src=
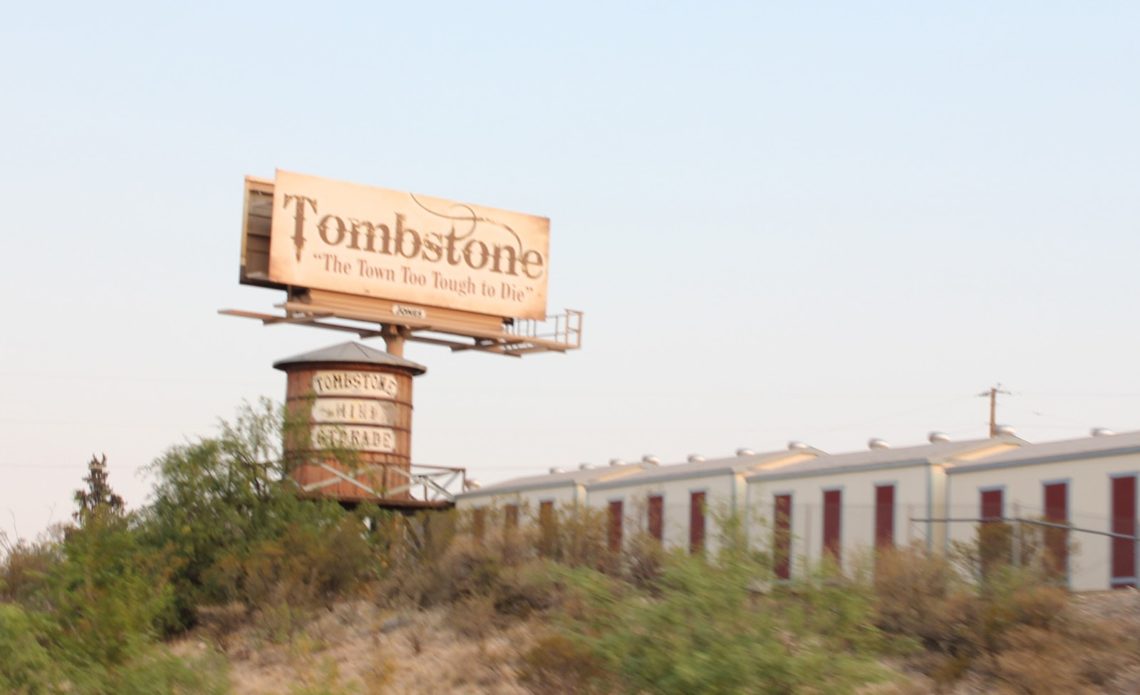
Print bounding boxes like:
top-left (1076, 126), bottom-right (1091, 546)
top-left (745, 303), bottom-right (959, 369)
top-left (978, 384), bottom-right (1011, 437)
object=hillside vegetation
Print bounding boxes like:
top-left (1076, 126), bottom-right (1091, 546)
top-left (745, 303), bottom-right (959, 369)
top-left (3, 401), bottom-right (1139, 694)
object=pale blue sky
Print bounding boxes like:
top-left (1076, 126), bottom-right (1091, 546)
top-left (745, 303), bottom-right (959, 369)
top-left (2, 2), bottom-right (1138, 538)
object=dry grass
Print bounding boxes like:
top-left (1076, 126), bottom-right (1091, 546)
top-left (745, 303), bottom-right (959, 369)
top-left (871, 546), bottom-right (1140, 694)
top-left (175, 584), bottom-right (1140, 695)
top-left (169, 526), bottom-right (1140, 694)
top-left (190, 600), bottom-right (537, 694)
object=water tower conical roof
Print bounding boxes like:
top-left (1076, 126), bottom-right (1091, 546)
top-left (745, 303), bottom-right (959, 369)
top-left (273, 341), bottom-right (427, 375)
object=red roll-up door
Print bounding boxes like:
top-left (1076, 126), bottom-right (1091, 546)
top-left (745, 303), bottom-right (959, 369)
top-left (823, 489), bottom-right (842, 563)
top-left (1112, 476), bottom-right (1136, 588)
top-left (472, 508), bottom-right (486, 542)
top-left (978, 488), bottom-right (1008, 573)
top-left (539, 500), bottom-right (554, 530)
top-left (774, 494), bottom-right (792, 579)
top-left (648, 495), bottom-right (664, 541)
top-left (980, 489), bottom-right (1003, 521)
top-left (539, 500), bottom-right (556, 556)
top-left (1043, 482), bottom-right (1068, 579)
top-left (690, 491), bottom-right (706, 555)
top-left (875, 485), bottom-right (895, 549)
top-left (608, 500), bottom-right (624, 552)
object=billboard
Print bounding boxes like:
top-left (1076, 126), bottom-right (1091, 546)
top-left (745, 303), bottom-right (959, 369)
top-left (264, 170), bottom-right (550, 319)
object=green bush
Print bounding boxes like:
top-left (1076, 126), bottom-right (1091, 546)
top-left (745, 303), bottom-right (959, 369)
top-left (544, 554), bottom-right (888, 694)
top-left (1, 455), bottom-right (227, 694)
top-left (51, 517), bottom-right (175, 667)
top-left (0, 533), bottom-right (60, 609)
top-left (109, 646), bottom-right (230, 695)
top-left (141, 399), bottom-right (369, 627)
top-left (0, 604), bottom-right (61, 694)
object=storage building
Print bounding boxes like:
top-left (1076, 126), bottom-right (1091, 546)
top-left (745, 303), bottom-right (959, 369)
top-left (945, 429), bottom-right (1140, 591)
top-left (745, 434), bottom-right (1023, 578)
top-left (454, 461), bottom-right (650, 538)
top-left (585, 447), bottom-right (823, 556)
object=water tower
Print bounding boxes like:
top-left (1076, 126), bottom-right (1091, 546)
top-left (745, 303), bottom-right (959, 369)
top-left (274, 341), bottom-right (442, 507)
top-left (223, 169), bottom-right (583, 509)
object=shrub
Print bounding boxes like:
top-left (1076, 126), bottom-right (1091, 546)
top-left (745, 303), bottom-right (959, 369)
top-left (0, 604), bottom-right (61, 694)
top-left (551, 506), bottom-right (608, 570)
top-left (217, 514), bottom-right (377, 611)
top-left (420, 536), bottom-right (504, 605)
top-left (492, 560), bottom-right (559, 618)
top-left (518, 632), bottom-right (611, 694)
top-left (549, 554), bottom-right (888, 694)
top-left (623, 531), bottom-right (666, 589)
top-left (49, 511), bottom-right (176, 667)
top-left (141, 399), bottom-right (367, 628)
top-left (48, 457), bottom-right (176, 668)
top-left (0, 532), bottom-right (59, 608)
top-left (110, 646), bottom-right (230, 695)
top-left (872, 545), bottom-right (963, 648)
top-left (867, 541), bottom-right (1140, 691)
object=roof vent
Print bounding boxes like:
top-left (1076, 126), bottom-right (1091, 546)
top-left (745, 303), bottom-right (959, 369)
top-left (1091, 427), bottom-right (1116, 437)
top-left (608, 458), bottom-right (624, 467)
top-left (928, 431), bottom-right (951, 444)
top-left (868, 438), bottom-right (891, 450)
top-left (549, 467), bottom-right (565, 474)
top-left (642, 455), bottom-right (661, 466)
top-left (736, 448), bottom-right (756, 457)
top-left (994, 425), bottom-right (1017, 437)
top-left (787, 440), bottom-right (809, 451)
top-left (578, 462), bottom-right (595, 470)
top-left (687, 454), bottom-right (706, 463)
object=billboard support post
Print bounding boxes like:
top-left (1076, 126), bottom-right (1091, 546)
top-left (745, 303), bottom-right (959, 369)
top-left (380, 324), bottom-right (409, 358)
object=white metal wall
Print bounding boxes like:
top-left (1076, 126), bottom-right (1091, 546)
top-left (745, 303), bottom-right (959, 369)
top-left (946, 451), bottom-right (1140, 592)
top-left (455, 484), bottom-right (581, 521)
top-left (585, 474), bottom-right (740, 556)
top-left (746, 464), bottom-right (934, 577)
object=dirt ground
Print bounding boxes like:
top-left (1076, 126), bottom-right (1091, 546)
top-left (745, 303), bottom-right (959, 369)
top-left (181, 601), bottom-right (533, 694)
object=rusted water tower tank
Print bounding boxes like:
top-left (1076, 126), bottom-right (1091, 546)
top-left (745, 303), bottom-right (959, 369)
top-left (274, 342), bottom-right (426, 505)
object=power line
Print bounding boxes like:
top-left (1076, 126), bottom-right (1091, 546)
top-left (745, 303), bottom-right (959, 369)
top-left (0, 371), bottom-right (270, 386)
top-left (0, 419), bottom-right (214, 428)
top-left (796, 394), bottom-right (977, 438)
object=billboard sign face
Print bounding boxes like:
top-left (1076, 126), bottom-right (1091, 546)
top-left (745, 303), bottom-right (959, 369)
top-left (268, 170), bottom-right (549, 319)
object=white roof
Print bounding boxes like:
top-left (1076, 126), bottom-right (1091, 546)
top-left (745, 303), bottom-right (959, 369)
top-left (588, 448), bottom-right (825, 491)
top-left (458, 448), bottom-right (825, 499)
top-left (947, 430), bottom-right (1140, 475)
top-left (457, 462), bottom-right (650, 498)
top-left (747, 436), bottom-right (1023, 483)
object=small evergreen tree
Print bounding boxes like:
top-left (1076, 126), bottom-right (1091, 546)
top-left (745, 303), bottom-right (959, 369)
top-left (73, 454), bottom-right (125, 526)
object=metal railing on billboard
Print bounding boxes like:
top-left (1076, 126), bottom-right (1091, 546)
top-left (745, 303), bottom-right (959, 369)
top-left (504, 309), bottom-right (583, 350)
